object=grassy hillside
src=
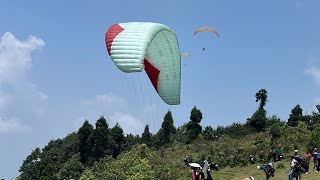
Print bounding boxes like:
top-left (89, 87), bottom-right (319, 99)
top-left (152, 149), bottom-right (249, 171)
top-left (17, 117), bottom-right (319, 180)
top-left (147, 126), bottom-right (314, 180)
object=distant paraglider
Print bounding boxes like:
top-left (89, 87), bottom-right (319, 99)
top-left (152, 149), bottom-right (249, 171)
top-left (180, 53), bottom-right (191, 57)
top-left (194, 27), bottom-right (219, 38)
top-left (194, 27), bottom-right (219, 51)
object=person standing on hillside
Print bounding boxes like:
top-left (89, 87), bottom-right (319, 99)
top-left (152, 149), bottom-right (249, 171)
top-left (292, 149), bottom-right (300, 158)
top-left (317, 151), bottom-right (320, 172)
top-left (195, 167), bottom-right (205, 180)
top-left (312, 148), bottom-right (318, 170)
top-left (304, 151), bottom-right (312, 174)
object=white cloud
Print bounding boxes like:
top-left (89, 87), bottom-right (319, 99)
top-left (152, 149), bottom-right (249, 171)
top-left (110, 112), bottom-right (144, 135)
top-left (81, 93), bottom-right (126, 111)
top-left (305, 66), bottom-right (320, 85)
top-left (0, 116), bottom-right (31, 134)
top-left (75, 93), bottom-right (148, 135)
top-left (305, 53), bottom-right (320, 86)
top-left (0, 32), bottom-right (47, 132)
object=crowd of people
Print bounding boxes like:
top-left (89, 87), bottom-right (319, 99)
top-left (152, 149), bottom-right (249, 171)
top-left (185, 147), bottom-right (320, 180)
top-left (286, 148), bottom-right (320, 180)
top-left (262, 147), bottom-right (320, 180)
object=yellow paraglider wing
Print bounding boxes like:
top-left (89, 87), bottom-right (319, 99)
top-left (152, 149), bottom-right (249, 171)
top-left (180, 53), bottom-right (191, 57)
top-left (194, 27), bottom-right (219, 37)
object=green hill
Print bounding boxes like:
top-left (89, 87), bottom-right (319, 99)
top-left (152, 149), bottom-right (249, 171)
top-left (15, 95), bottom-right (320, 180)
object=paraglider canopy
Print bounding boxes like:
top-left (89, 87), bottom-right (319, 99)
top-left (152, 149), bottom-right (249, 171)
top-left (180, 53), bottom-right (191, 57)
top-left (194, 27), bottom-right (219, 37)
top-left (105, 22), bottom-right (181, 105)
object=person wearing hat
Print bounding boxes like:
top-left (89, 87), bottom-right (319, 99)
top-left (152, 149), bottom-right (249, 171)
top-left (189, 163), bottom-right (204, 180)
top-left (293, 149), bottom-right (300, 158)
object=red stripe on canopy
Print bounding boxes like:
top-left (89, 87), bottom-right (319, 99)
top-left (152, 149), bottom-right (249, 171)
top-left (105, 24), bottom-right (125, 55)
top-left (144, 58), bottom-right (160, 92)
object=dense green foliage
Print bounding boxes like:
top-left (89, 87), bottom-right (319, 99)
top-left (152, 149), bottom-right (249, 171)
top-left (16, 89), bottom-right (320, 180)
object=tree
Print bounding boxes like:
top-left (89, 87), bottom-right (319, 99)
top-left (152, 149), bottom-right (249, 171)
top-left (38, 156), bottom-right (57, 180)
top-left (309, 125), bottom-right (320, 149)
top-left (190, 106), bottom-right (203, 123)
top-left (156, 111), bottom-right (176, 146)
top-left (19, 148), bottom-right (41, 180)
top-left (224, 123), bottom-right (251, 138)
top-left (89, 116), bottom-right (113, 163)
top-left (270, 123), bottom-right (281, 143)
top-left (80, 144), bottom-right (155, 180)
top-left (110, 123), bottom-right (125, 157)
top-left (247, 108), bottom-right (267, 132)
top-left (141, 124), bottom-right (153, 147)
top-left (78, 120), bottom-right (94, 165)
top-left (255, 89), bottom-right (268, 109)
top-left (123, 134), bottom-right (141, 152)
top-left (287, 104), bottom-right (303, 127)
top-left (202, 126), bottom-right (216, 140)
top-left (186, 106), bottom-right (203, 142)
top-left (57, 154), bottom-right (85, 180)
top-left (247, 89), bottom-right (268, 132)
top-left (266, 115), bottom-right (286, 129)
top-left (171, 123), bottom-right (188, 143)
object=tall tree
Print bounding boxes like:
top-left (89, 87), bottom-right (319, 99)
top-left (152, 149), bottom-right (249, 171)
top-left (287, 104), bottom-right (303, 127)
top-left (190, 106), bottom-right (203, 123)
top-left (247, 107), bottom-right (267, 132)
top-left (255, 89), bottom-right (268, 109)
top-left (78, 120), bottom-right (94, 165)
top-left (247, 89), bottom-right (268, 132)
top-left (141, 124), bottom-right (153, 147)
top-left (89, 116), bottom-right (113, 163)
top-left (110, 123), bottom-right (125, 157)
top-left (156, 111), bottom-right (176, 146)
top-left (186, 106), bottom-right (203, 142)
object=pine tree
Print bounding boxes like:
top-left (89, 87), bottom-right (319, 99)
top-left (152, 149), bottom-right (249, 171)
top-left (89, 116), bottom-right (113, 163)
top-left (110, 123), bottom-right (124, 157)
top-left (156, 111), bottom-right (176, 146)
top-left (78, 120), bottom-right (93, 165)
top-left (141, 125), bottom-right (153, 147)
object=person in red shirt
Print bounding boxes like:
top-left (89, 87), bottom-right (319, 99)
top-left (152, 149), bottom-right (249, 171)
top-left (305, 151), bottom-right (312, 174)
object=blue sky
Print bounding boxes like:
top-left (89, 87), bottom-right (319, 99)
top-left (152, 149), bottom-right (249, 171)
top-left (1, 0), bottom-right (320, 178)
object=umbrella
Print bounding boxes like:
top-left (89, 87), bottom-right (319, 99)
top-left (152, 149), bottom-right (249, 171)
top-left (189, 163), bottom-right (201, 168)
